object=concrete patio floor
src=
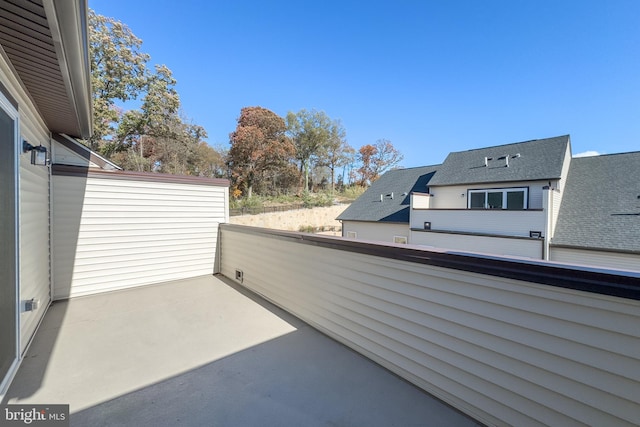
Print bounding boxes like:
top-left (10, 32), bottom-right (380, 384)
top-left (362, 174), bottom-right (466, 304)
top-left (4, 275), bottom-right (481, 427)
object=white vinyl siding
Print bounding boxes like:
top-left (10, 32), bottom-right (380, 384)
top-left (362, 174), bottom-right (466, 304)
top-left (410, 230), bottom-right (543, 259)
top-left (52, 174), bottom-right (227, 299)
top-left (18, 126), bottom-right (51, 354)
top-left (430, 181), bottom-right (547, 209)
top-left (342, 221), bottom-right (410, 243)
top-left (1, 49), bottom-right (54, 361)
top-left (549, 188), bottom-right (563, 237)
top-left (220, 225), bottom-right (640, 427)
top-left (550, 247), bottom-right (640, 273)
top-left (410, 208), bottom-right (546, 239)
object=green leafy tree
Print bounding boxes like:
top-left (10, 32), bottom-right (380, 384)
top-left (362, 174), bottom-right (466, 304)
top-left (286, 109), bottom-right (333, 193)
top-left (228, 107), bottom-right (295, 198)
top-left (316, 119), bottom-right (352, 194)
top-left (88, 10), bottom-right (149, 149)
top-left (89, 10), bottom-right (224, 176)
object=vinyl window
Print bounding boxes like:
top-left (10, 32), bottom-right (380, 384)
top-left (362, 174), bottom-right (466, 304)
top-left (468, 188), bottom-right (528, 210)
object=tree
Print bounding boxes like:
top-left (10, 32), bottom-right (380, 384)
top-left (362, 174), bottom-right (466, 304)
top-left (316, 119), bottom-right (353, 194)
top-left (286, 109), bottom-right (333, 193)
top-left (89, 10), bottom-right (149, 149)
top-left (89, 10), bottom-right (224, 176)
top-left (357, 139), bottom-right (403, 185)
top-left (357, 144), bottom-right (377, 186)
top-left (228, 107), bottom-right (295, 198)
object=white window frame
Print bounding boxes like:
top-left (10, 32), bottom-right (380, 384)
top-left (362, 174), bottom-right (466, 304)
top-left (346, 231), bottom-right (357, 239)
top-left (393, 235), bottom-right (408, 244)
top-left (468, 187), bottom-right (528, 210)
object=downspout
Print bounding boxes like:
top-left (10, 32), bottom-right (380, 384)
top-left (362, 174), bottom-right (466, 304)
top-left (542, 186), bottom-right (551, 260)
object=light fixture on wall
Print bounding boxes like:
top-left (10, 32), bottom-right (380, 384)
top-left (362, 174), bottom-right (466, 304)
top-left (23, 140), bottom-right (48, 166)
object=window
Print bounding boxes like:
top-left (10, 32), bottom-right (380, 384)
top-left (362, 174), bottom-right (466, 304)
top-left (393, 236), bottom-right (408, 244)
top-left (468, 188), bottom-right (528, 210)
top-left (346, 231), bottom-right (357, 239)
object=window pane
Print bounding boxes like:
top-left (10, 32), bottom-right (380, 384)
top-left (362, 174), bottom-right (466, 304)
top-left (470, 192), bottom-right (484, 208)
top-left (487, 192), bottom-right (503, 209)
top-left (507, 191), bottom-right (525, 209)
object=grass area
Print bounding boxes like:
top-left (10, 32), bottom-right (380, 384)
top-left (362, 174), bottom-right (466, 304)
top-left (230, 186), bottom-right (365, 211)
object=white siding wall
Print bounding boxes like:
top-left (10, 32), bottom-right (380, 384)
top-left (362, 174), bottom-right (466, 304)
top-left (551, 247), bottom-right (640, 273)
top-left (18, 125), bottom-right (51, 354)
top-left (410, 230), bottom-right (543, 259)
top-left (549, 188), bottom-right (562, 237)
top-left (430, 181), bottom-right (549, 209)
top-left (220, 225), bottom-right (640, 427)
top-left (52, 174), bottom-right (228, 299)
top-left (410, 209), bottom-right (546, 238)
top-left (1, 51), bottom-right (53, 355)
top-left (342, 221), bottom-right (410, 244)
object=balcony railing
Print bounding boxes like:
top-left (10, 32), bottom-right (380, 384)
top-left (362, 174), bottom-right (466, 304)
top-left (219, 223), bottom-right (640, 427)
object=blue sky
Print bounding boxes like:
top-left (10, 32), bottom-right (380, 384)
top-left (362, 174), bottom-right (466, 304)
top-left (90, 1), bottom-right (640, 167)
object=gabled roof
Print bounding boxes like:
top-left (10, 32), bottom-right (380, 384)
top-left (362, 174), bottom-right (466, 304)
top-left (428, 135), bottom-right (570, 186)
top-left (552, 152), bottom-right (640, 253)
top-left (337, 165), bottom-right (440, 223)
top-left (0, 0), bottom-right (92, 138)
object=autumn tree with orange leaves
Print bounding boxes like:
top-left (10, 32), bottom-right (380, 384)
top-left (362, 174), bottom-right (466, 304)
top-left (357, 139), bottom-right (403, 186)
top-left (228, 107), bottom-right (295, 198)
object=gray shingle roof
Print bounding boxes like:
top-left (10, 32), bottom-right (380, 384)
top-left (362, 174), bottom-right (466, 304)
top-left (337, 165), bottom-right (440, 223)
top-left (552, 152), bottom-right (640, 253)
top-left (429, 135), bottom-right (570, 186)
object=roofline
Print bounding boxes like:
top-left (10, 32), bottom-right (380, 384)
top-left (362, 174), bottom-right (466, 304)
top-left (43, 0), bottom-right (93, 139)
top-left (448, 135), bottom-right (571, 155)
top-left (428, 177), bottom-right (562, 187)
top-left (572, 150), bottom-right (640, 159)
top-left (52, 164), bottom-right (230, 187)
top-left (386, 164), bottom-right (442, 171)
top-left (53, 134), bottom-right (121, 170)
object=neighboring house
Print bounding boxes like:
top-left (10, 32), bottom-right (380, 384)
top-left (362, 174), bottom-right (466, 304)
top-left (337, 165), bottom-right (439, 243)
top-left (550, 151), bottom-right (640, 270)
top-left (0, 0), bottom-right (229, 400)
top-left (339, 135), bottom-right (640, 272)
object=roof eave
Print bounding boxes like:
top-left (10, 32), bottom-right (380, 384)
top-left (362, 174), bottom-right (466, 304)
top-left (429, 176), bottom-right (563, 187)
top-left (42, 0), bottom-right (93, 139)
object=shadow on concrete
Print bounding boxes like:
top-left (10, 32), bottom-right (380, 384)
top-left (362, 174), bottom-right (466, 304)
top-left (6, 275), bottom-right (481, 427)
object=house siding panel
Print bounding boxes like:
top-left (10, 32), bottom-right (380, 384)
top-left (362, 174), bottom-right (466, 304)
top-left (220, 225), bottom-right (640, 427)
top-left (550, 247), bottom-right (640, 273)
top-left (1, 51), bottom-right (53, 356)
top-left (430, 181), bottom-right (548, 210)
top-left (341, 221), bottom-right (410, 244)
top-left (409, 231), bottom-right (543, 259)
top-left (18, 125), bottom-right (51, 354)
top-left (410, 209), bottom-right (546, 239)
top-left (52, 174), bottom-right (227, 299)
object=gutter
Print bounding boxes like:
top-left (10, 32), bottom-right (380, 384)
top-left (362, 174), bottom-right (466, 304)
top-left (42, 0), bottom-right (93, 139)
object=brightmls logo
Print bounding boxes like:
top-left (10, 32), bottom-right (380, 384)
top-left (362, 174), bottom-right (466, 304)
top-left (1, 405), bottom-right (68, 427)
